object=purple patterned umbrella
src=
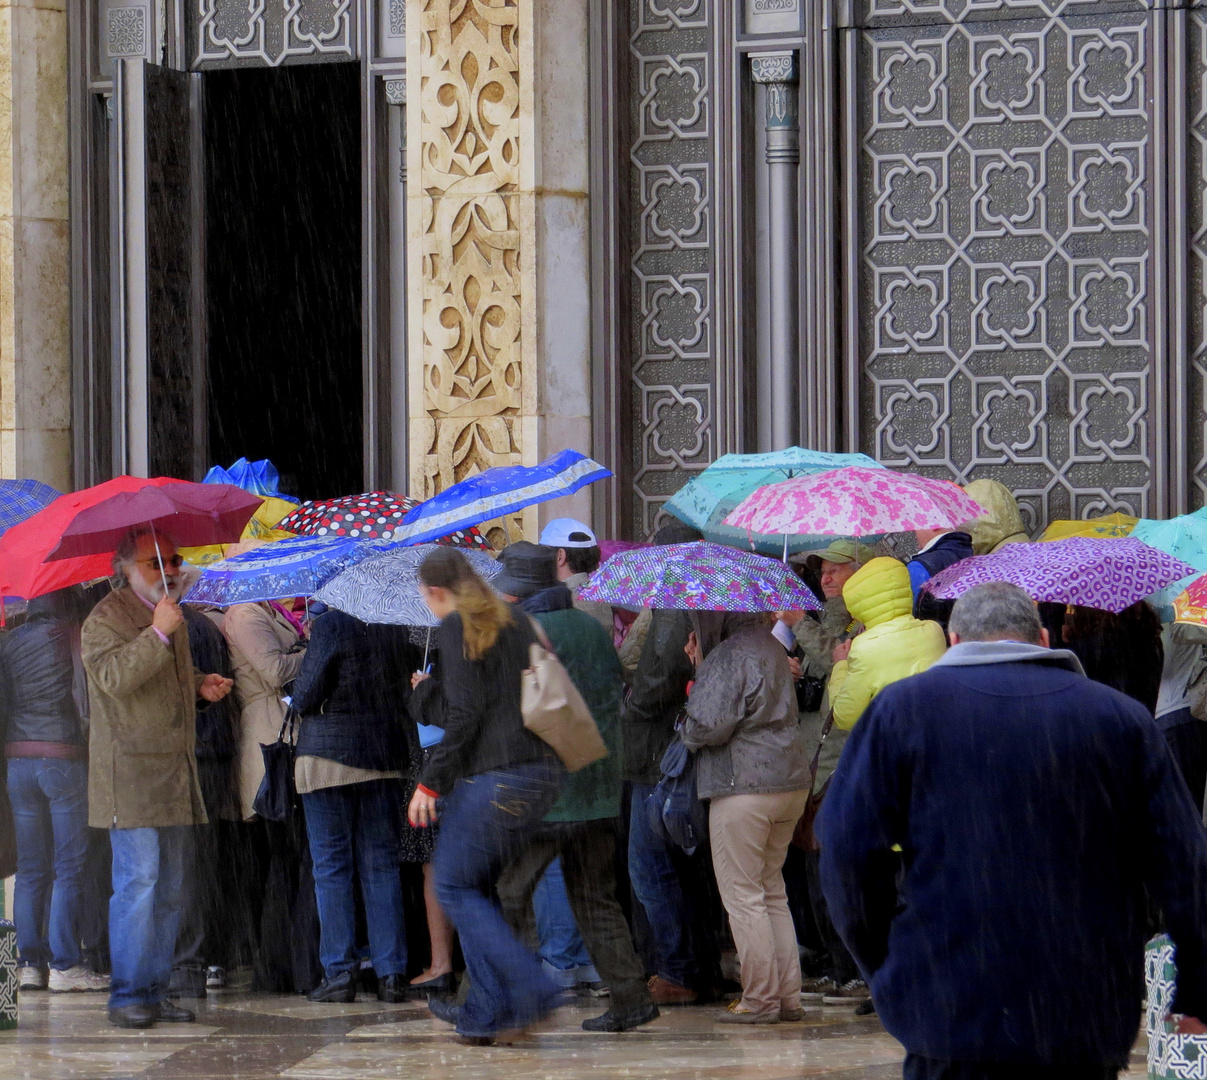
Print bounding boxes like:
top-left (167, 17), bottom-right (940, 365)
top-left (923, 537), bottom-right (1197, 614)
top-left (577, 541), bottom-right (821, 612)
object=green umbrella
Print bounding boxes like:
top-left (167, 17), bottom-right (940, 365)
top-left (663, 448), bottom-right (883, 556)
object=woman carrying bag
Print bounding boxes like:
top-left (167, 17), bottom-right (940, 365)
top-left (407, 548), bottom-right (566, 1045)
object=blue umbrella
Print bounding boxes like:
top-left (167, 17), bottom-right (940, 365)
top-left (394, 450), bottom-right (611, 546)
top-left (663, 448), bottom-right (883, 556)
top-left (0, 479), bottom-right (61, 539)
top-left (203, 457), bottom-right (299, 503)
top-left (314, 544), bottom-right (502, 626)
top-left (1131, 508), bottom-right (1207, 619)
top-left (183, 534), bottom-right (405, 606)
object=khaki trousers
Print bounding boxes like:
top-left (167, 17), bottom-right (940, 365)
top-left (709, 789), bottom-right (810, 1015)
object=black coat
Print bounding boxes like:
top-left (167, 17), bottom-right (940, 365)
top-left (619, 608), bottom-right (693, 785)
top-left (0, 609), bottom-right (86, 746)
top-left (292, 610), bottom-right (417, 772)
top-left (418, 609), bottom-right (552, 797)
top-left (184, 607), bottom-right (238, 760)
top-left (818, 646), bottom-right (1207, 1068)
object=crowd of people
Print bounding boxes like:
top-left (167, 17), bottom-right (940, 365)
top-left (2, 481), bottom-right (1207, 1078)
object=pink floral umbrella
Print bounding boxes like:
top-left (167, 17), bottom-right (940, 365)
top-left (723, 466), bottom-right (985, 538)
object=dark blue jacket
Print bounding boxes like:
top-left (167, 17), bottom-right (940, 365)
top-left (292, 610), bottom-right (418, 772)
top-left (0, 602), bottom-right (86, 747)
top-left (817, 643), bottom-right (1207, 1069)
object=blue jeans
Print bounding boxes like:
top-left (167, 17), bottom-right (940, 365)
top-left (532, 859), bottom-right (599, 985)
top-left (433, 760), bottom-right (564, 1037)
top-left (302, 779), bottom-right (407, 979)
top-left (628, 780), bottom-right (695, 987)
top-left (7, 758), bottom-right (90, 971)
top-left (109, 826), bottom-right (188, 1008)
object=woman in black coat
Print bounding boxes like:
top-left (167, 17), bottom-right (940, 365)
top-left (292, 609), bottom-right (418, 1004)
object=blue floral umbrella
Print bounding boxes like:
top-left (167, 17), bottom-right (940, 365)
top-left (183, 534), bottom-right (405, 606)
top-left (663, 448), bottom-right (883, 556)
top-left (314, 544), bottom-right (502, 626)
top-left (0, 479), bottom-right (61, 539)
top-left (393, 450), bottom-right (611, 546)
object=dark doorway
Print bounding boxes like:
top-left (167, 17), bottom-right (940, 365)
top-left (205, 63), bottom-right (362, 502)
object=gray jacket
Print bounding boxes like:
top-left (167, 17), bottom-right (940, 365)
top-left (795, 597), bottom-right (860, 788)
top-left (681, 626), bottom-right (809, 799)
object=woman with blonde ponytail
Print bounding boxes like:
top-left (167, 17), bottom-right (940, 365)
top-left (407, 547), bottom-right (565, 1044)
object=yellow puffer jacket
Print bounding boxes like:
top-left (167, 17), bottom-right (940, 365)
top-left (828, 557), bottom-right (947, 730)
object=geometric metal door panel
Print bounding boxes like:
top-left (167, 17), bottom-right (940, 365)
top-left (853, 7), bottom-right (1164, 531)
top-left (1191, 8), bottom-right (1207, 508)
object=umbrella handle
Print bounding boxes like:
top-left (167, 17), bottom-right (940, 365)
top-left (422, 625), bottom-right (432, 670)
top-left (149, 521), bottom-right (171, 599)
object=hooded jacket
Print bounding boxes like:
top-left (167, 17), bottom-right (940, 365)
top-left (681, 617), bottom-right (808, 800)
top-left (828, 558), bottom-right (947, 730)
top-left (963, 479), bottom-right (1030, 555)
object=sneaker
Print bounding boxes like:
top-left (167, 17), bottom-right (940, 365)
top-left (18, 966), bottom-right (46, 991)
top-left (647, 975), bottom-right (697, 1006)
top-left (206, 966), bottom-right (226, 990)
top-left (49, 966), bottom-right (110, 993)
top-left (575, 980), bottom-right (611, 998)
top-left (822, 978), bottom-right (871, 1005)
top-left (800, 975), bottom-right (835, 1003)
top-left (716, 999), bottom-right (779, 1024)
top-left (582, 1002), bottom-right (659, 1032)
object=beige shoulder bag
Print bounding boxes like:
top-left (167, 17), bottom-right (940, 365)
top-left (521, 619), bottom-right (608, 773)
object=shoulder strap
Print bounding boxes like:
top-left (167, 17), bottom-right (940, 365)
top-left (527, 615), bottom-right (554, 652)
top-left (808, 709), bottom-right (835, 787)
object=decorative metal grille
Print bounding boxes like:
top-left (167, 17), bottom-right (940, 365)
top-left (627, 0), bottom-right (716, 538)
top-left (857, 0), bottom-right (1150, 27)
top-left (195, 0), bottom-right (353, 67)
top-left (855, 10), bottom-right (1158, 529)
top-left (1191, 10), bottom-right (1207, 507)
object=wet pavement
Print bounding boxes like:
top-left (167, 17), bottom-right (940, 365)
top-left (0, 990), bottom-right (1149, 1078)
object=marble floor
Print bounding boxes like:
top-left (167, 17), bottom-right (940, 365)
top-left (0, 991), bottom-right (1149, 1080)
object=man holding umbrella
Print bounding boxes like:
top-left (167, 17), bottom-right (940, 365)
top-left (82, 529), bottom-right (233, 1029)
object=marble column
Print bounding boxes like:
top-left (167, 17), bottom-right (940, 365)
top-left (0, 0), bottom-right (72, 487)
top-left (751, 50), bottom-right (801, 452)
top-left (406, 0), bottom-right (592, 542)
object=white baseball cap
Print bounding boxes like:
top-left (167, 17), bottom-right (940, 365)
top-left (539, 518), bottom-right (598, 549)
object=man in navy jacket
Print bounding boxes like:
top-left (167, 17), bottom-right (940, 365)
top-left (818, 581), bottom-right (1207, 1080)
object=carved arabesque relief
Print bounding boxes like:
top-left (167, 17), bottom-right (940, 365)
top-left (410, 0), bottom-right (527, 504)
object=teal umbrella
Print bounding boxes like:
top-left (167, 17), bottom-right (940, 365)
top-left (1131, 508), bottom-right (1207, 618)
top-left (663, 448), bottom-right (883, 556)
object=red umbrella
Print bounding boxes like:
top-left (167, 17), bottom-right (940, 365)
top-left (1, 477), bottom-right (177, 599)
top-left (47, 481), bottom-right (259, 561)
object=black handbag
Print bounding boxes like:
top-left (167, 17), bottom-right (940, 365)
top-left (252, 711), bottom-right (298, 822)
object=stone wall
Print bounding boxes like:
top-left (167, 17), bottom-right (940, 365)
top-left (0, 0), bottom-right (71, 488)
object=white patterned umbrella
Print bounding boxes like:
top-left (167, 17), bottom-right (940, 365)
top-left (313, 544), bottom-right (502, 626)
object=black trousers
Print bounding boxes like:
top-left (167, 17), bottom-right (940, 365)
top-left (803, 848), bottom-right (859, 984)
top-left (904, 1056), bottom-right (1119, 1080)
top-left (496, 818), bottom-right (650, 1013)
top-left (1165, 719), bottom-right (1207, 812)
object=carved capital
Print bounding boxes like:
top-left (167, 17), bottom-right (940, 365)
top-left (750, 51), bottom-right (798, 86)
top-left (383, 77), bottom-right (406, 105)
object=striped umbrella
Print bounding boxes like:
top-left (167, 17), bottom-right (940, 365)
top-left (314, 544), bottom-right (502, 626)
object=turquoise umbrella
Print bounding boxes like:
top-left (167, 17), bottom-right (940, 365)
top-left (663, 448), bottom-right (883, 556)
top-left (1131, 508), bottom-right (1207, 618)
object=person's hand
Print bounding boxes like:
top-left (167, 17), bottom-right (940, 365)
top-left (832, 639), bottom-right (852, 664)
top-left (408, 787), bottom-right (438, 827)
top-left (152, 596), bottom-right (184, 637)
top-left (684, 630), bottom-right (701, 667)
top-left (411, 670), bottom-right (431, 690)
top-left (776, 609), bottom-right (805, 629)
top-left (1174, 1014), bottom-right (1207, 1034)
top-left (788, 655), bottom-right (803, 681)
top-left (199, 674), bottom-right (233, 702)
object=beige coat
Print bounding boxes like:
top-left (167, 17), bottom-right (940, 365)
top-left (82, 588), bottom-right (207, 830)
top-left (223, 602), bottom-right (307, 820)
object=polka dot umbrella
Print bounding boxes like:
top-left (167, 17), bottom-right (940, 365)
top-left (277, 492), bottom-right (493, 551)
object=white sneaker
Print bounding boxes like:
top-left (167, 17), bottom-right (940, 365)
top-left (18, 966), bottom-right (46, 991)
top-left (206, 966), bottom-right (226, 990)
top-left (49, 966), bottom-right (110, 993)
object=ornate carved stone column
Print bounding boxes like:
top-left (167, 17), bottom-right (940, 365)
top-left (751, 50), bottom-right (800, 451)
top-left (406, 0), bottom-right (592, 540)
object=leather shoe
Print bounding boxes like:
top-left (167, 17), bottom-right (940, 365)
top-left (582, 1002), bottom-right (660, 1032)
top-left (427, 994), bottom-right (461, 1025)
top-left (407, 971), bottom-right (457, 1000)
top-left (156, 1001), bottom-right (195, 1023)
top-left (307, 972), bottom-right (357, 1003)
top-left (376, 974), bottom-right (409, 1003)
top-left (108, 1004), bottom-right (157, 1029)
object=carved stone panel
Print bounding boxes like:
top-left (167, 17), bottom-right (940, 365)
top-left (626, 0), bottom-right (716, 538)
top-left (854, 10), bottom-right (1159, 527)
top-left (408, 0), bottom-right (528, 503)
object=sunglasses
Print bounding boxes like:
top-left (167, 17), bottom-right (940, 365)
top-left (138, 555), bottom-right (184, 570)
